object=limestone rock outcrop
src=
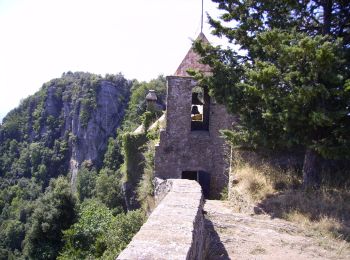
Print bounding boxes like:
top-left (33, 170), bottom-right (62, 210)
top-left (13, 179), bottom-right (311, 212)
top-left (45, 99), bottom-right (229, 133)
top-left (0, 72), bottom-right (131, 187)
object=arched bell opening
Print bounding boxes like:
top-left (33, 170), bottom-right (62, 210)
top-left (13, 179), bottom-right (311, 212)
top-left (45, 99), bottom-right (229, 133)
top-left (191, 86), bottom-right (210, 131)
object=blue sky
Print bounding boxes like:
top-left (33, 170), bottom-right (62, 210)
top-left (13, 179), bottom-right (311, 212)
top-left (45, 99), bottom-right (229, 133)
top-left (0, 0), bottom-right (226, 122)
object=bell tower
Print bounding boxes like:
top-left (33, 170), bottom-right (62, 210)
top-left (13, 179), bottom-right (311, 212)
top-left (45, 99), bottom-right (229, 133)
top-left (154, 33), bottom-right (235, 198)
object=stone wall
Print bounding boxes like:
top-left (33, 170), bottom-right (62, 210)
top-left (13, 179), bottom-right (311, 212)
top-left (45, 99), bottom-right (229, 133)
top-left (154, 76), bottom-right (236, 198)
top-left (116, 179), bottom-right (205, 260)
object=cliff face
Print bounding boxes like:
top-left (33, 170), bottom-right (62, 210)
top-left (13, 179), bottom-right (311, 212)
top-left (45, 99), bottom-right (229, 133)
top-left (0, 72), bottom-right (131, 187)
top-left (0, 73), bottom-right (167, 259)
top-left (65, 79), bottom-right (130, 186)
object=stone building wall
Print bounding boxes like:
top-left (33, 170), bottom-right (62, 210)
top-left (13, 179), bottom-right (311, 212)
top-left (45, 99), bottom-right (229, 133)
top-left (154, 76), bottom-right (235, 198)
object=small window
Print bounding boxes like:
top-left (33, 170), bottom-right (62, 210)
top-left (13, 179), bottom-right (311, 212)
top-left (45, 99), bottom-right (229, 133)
top-left (191, 86), bottom-right (209, 131)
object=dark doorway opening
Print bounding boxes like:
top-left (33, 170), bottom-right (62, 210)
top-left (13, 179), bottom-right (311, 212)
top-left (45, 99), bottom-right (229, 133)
top-left (198, 171), bottom-right (210, 198)
top-left (182, 171), bottom-right (210, 198)
top-left (182, 171), bottom-right (197, 181)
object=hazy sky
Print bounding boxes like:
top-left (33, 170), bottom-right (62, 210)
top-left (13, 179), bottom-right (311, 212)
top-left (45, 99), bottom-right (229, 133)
top-left (0, 0), bottom-right (226, 122)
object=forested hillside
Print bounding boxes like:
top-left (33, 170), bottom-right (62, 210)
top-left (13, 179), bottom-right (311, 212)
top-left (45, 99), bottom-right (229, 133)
top-left (0, 72), bottom-right (131, 184)
top-left (0, 72), bottom-right (166, 259)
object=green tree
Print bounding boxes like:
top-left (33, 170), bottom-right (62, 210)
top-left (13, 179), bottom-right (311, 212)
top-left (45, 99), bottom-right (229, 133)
top-left (194, 0), bottom-right (350, 187)
top-left (58, 199), bottom-right (115, 259)
top-left (76, 163), bottom-right (96, 202)
top-left (59, 200), bottom-right (144, 260)
top-left (103, 137), bottom-right (123, 172)
top-left (95, 168), bottom-right (124, 213)
top-left (0, 71), bottom-right (132, 258)
top-left (23, 177), bottom-right (77, 260)
top-left (0, 220), bottom-right (24, 251)
top-left (100, 209), bottom-right (145, 259)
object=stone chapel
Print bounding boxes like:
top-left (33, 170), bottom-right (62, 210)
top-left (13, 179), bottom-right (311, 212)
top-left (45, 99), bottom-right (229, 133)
top-left (154, 33), bottom-right (235, 198)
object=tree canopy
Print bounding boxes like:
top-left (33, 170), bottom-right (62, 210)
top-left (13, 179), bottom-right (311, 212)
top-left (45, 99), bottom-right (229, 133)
top-left (194, 0), bottom-right (350, 186)
top-left (23, 177), bottom-right (77, 260)
top-left (0, 72), bottom-right (154, 258)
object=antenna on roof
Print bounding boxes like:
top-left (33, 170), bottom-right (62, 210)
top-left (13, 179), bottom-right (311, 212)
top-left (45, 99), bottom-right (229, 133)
top-left (201, 0), bottom-right (204, 33)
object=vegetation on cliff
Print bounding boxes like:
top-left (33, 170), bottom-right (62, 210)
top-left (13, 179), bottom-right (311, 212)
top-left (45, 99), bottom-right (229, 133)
top-left (118, 76), bottom-right (166, 211)
top-left (0, 72), bottom-right (165, 259)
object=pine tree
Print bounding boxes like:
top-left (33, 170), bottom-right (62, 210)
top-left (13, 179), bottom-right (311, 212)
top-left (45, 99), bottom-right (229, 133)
top-left (194, 0), bottom-right (350, 187)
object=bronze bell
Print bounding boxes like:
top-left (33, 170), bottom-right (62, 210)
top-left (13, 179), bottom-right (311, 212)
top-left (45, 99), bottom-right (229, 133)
top-left (191, 105), bottom-right (200, 115)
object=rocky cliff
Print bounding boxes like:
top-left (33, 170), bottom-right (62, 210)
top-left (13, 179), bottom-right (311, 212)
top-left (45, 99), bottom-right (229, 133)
top-left (0, 71), bottom-right (131, 187)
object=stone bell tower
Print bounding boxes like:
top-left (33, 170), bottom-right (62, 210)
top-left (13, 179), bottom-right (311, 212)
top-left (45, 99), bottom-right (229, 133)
top-left (154, 33), bottom-right (235, 198)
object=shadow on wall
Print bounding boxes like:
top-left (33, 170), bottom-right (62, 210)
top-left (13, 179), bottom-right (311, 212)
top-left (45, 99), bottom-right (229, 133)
top-left (204, 217), bottom-right (230, 260)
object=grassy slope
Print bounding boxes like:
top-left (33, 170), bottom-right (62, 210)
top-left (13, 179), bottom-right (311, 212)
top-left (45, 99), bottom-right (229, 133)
top-left (228, 152), bottom-right (350, 252)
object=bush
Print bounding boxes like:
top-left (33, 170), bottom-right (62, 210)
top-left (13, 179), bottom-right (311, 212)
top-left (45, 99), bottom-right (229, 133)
top-left (99, 209), bottom-right (145, 259)
top-left (137, 138), bottom-right (157, 212)
top-left (59, 201), bottom-right (144, 260)
top-left (59, 199), bottom-right (114, 259)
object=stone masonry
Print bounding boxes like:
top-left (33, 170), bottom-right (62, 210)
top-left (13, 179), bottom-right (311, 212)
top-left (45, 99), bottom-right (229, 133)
top-left (154, 33), bottom-right (235, 198)
top-left (116, 179), bottom-right (205, 260)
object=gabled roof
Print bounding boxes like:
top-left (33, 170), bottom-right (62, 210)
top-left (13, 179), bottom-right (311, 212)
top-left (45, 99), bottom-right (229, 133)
top-left (174, 32), bottom-right (212, 77)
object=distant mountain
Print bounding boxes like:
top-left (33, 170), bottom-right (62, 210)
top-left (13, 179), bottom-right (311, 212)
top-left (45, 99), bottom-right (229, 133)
top-left (0, 71), bottom-right (131, 187)
top-left (0, 72), bottom-right (168, 259)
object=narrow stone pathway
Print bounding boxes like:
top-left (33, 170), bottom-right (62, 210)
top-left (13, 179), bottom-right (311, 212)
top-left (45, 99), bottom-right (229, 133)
top-left (204, 200), bottom-right (349, 260)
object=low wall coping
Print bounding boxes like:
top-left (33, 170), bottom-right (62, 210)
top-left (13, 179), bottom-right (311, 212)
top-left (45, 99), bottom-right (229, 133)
top-left (117, 179), bottom-right (203, 260)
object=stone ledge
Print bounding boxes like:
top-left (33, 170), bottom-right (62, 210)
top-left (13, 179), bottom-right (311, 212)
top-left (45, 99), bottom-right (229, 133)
top-left (116, 179), bottom-right (204, 260)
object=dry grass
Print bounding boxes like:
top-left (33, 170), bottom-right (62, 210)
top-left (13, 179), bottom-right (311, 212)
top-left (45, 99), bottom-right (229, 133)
top-left (229, 152), bottom-right (350, 247)
top-left (228, 153), bottom-right (300, 212)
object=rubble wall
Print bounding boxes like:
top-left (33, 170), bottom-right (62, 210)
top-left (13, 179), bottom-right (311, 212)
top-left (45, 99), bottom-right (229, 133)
top-left (155, 76), bottom-right (235, 198)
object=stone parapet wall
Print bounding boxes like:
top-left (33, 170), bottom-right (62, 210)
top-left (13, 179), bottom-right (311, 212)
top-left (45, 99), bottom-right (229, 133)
top-left (116, 179), bottom-right (205, 260)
